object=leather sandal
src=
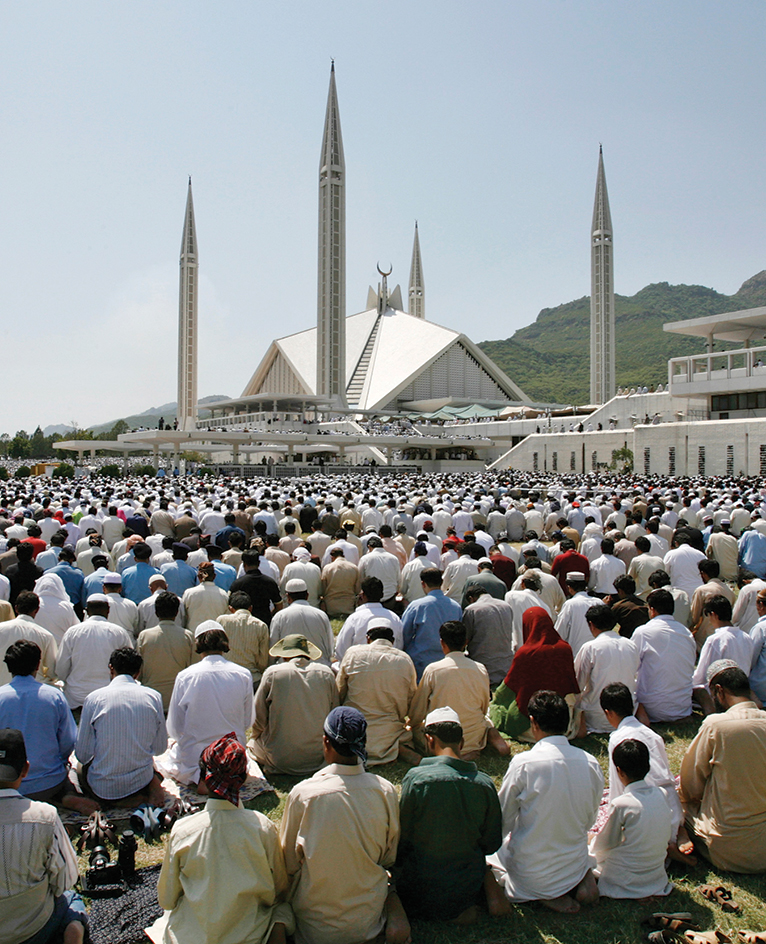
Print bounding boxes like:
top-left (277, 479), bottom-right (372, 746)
top-left (644, 914), bottom-right (701, 933)
top-left (698, 885), bottom-right (742, 914)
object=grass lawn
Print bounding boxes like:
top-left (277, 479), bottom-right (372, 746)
top-left (76, 614), bottom-right (766, 942)
top-left (79, 710), bottom-right (766, 944)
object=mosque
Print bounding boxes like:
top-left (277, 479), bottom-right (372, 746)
top-left (58, 67), bottom-right (766, 478)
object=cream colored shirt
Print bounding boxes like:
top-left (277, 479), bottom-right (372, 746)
top-left (409, 651), bottom-right (491, 755)
top-left (280, 763), bottom-right (399, 944)
top-left (181, 582), bottom-right (229, 631)
top-left (336, 640), bottom-right (417, 765)
top-left (249, 658), bottom-right (338, 776)
top-left (321, 558), bottom-right (361, 616)
top-left (138, 620), bottom-right (194, 711)
top-left (217, 609), bottom-right (270, 684)
top-left (679, 701), bottom-right (766, 873)
top-left (147, 799), bottom-right (294, 944)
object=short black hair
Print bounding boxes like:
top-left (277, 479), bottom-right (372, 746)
top-left (634, 536), bottom-right (650, 553)
top-left (709, 665), bottom-right (750, 696)
top-left (647, 569), bottom-right (670, 589)
top-left (196, 628), bottom-right (230, 654)
top-left (439, 620), bottom-right (466, 650)
top-left (15, 543), bottom-right (34, 562)
top-left (228, 590), bottom-right (252, 611)
top-left (527, 690), bottom-right (569, 735)
top-left (703, 594), bottom-right (732, 621)
top-left (424, 720), bottom-right (463, 746)
top-left (3, 640), bottom-right (41, 676)
top-left (133, 542), bottom-right (152, 561)
top-left (646, 588), bottom-right (674, 615)
top-left (110, 647), bottom-right (143, 677)
top-left (420, 568), bottom-right (443, 588)
top-left (15, 591), bottom-right (39, 616)
top-left (585, 604), bottom-right (616, 632)
top-left (599, 681), bottom-right (634, 718)
top-left (154, 590), bottom-right (181, 620)
top-left (613, 575), bottom-right (636, 595)
top-left (360, 576), bottom-right (384, 601)
top-left (613, 738), bottom-right (650, 781)
top-left (698, 559), bottom-right (720, 579)
top-left (367, 625), bottom-right (395, 643)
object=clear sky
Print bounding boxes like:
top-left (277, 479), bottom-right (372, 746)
top-left (1, 1), bottom-right (764, 433)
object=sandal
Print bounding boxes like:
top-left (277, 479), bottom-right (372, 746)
top-left (76, 812), bottom-right (99, 853)
top-left (643, 914), bottom-right (701, 933)
top-left (684, 931), bottom-right (732, 944)
top-left (698, 884), bottom-right (742, 914)
top-left (649, 932), bottom-right (683, 944)
top-left (94, 811), bottom-right (117, 847)
top-left (738, 934), bottom-right (766, 944)
top-left (129, 804), bottom-right (152, 839)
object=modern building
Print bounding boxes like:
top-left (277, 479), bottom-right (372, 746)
top-left (177, 178), bottom-right (199, 432)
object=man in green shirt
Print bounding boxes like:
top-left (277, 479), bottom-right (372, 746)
top-left (395, 707), bottom-right (508, 923)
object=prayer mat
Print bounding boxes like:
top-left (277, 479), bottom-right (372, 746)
top-left (88, 864), bottom-right (162, 944)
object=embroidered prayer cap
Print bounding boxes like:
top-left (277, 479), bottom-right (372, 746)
top-left (565, 571), bottom-right (586, 583)
top-left (706, 659), bottom-right (741, 688)
top-left (200, 732), bottom-right (247, 805)
top-left (323, 706), bottom-right (367, 763)
top-left (269, 633), bottom-right (322, 660)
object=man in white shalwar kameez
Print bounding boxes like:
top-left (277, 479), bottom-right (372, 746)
top-left (161, 621), bottom-right (254, 786)
top-left (489, 690), bottom-right (603, 913)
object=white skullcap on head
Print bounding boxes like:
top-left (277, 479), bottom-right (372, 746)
top-left (425, 706), bottom-right (461, 727)
top-left (566, 571), bottom-right (586, 582)
top-left (367, 617), bottom-right (392, 631)
top-left (87, 593), bottom-right (110, 605)
top-left (194, 619), bottom-right (225, 639)
top-left (285, 578), bottom-right (308, 594)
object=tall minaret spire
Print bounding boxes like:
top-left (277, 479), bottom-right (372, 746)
top-left (408, 221), bottom-right (425, 319)
top-left (590, 145), bottom-right (615, 405)
top-left (177, 177), bottom-right (198, 431)
top-left (316, 62), bottom-right (347, 408)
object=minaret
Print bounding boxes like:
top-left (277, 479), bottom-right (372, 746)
top-left (408, 221), bottom-right (425, 319)
top-left (177, 177), bottom-right (198, 431)
top-left (316, 63), bottom-right (347, 408)
top-left (590, 146), bottom-right (615, 405)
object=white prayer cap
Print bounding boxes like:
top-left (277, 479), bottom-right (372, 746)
top-left (367, 617), bottom-right (392, 631)
top-left (86, 593), bottom-right (110, 605)
top-left (566, 571), bottom-right (586, 582)
top-left (148, 573), bottom-right (166, 587)
top-left (477, 557), bottom-right (493, 566)
top-left (292, 547), bottom-right (311, 561)
top-left (285, 578), bottom-right (308, 594)
top-left (425, 706), bottom-right (461, 727)
top-left (194, 619), bottom-right (225, 639)
top-left (102, 573), bottom-right (122, 586)
top-left (706, 659), bottom-right (741, 688)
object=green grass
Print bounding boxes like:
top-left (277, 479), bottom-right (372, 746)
top-left (74, 613), bottom-right (766, 941)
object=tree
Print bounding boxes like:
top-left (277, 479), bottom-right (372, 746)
top-left (9, 431), bottom-right (30, 459)
top-left (0, 467), bottom-right (9, 481)
top-left (29, 427), bottom-right (47, 459)
top-left (0, 433), bottom-right (10, 457)
top-left (52, 463), bottom-right (75, 479)
top-left (100, 464), bottom-right (121, 478)
top-left (14, 466), bottom-right (31, 479)
top-left (610, 447), bottom-right (634, 473)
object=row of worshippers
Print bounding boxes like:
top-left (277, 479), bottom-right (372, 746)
top-left (4, 658), bottom-right (766, 944)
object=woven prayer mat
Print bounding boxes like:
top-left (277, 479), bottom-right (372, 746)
top-left (87, 864), bottom-right (162, 944)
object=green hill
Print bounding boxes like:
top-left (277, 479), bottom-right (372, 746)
top-left (478, 270), bottom-right (766, 404)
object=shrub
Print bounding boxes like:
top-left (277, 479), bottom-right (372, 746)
top-left (52, 463), bottom-right (75, 479)
top-left (0, 467), bottom-right (8, 481)
top-left (132, 464), bottom-right (156, 477)
top-left (14, 466), bottom-right (31, 479)
top-left (100, 464), bottom-right (121, 478)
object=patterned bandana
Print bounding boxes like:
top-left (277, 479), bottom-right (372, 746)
top-left (200, 733), bottom-right (247, 805)
top-left (323, 706), bottom-right (367, 764)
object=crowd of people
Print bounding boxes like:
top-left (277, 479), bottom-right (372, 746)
top-left (2, 468), bottom-right (766, 944)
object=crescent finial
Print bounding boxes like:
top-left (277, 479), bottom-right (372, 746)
top-left (376, 262), bottom-right (393, 277)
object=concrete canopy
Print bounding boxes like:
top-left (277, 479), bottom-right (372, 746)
top-left (664, 306), bottom-right (766, 344)
top-left (241, 305), bottom-right (530, 413)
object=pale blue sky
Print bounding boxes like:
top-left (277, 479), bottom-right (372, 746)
top-left (0, 1), bottom-right (764, 431)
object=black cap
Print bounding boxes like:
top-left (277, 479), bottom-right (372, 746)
top-left (0, 729), bottom-right (26, 781)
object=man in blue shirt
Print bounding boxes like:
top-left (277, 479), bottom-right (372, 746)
top-left (206, 545), bottom-right (237, 591)
top-left (48, 548), bottom-right (87, 616)
top-left (0, 640), bottom-right (97, 814)
top-left (739, 527), bottom-right (766, 579)
top-left (401, 569), bottom-right (462, 680)
top-left (214, 514), bottom-right (247, 551)
top-left (121, 543), bottom-right (160, 604)
top-left (160, 543), bottom-right (198, 597)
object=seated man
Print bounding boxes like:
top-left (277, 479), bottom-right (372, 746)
top-left (488, 690), bottom-right (603, 913)
top-left (248, 634), bottom-right (338, 776)
top-left (600, 682), bottom-right (693, 867)
top-left (396, 706), bottom-right (507, 923)
top-left (679, 660), bottom-right (766, 873)
top-left (217, 590), bottom-right (270, 688)
top-left (336, 619), bottom-right (418, 766)
top-left (76, 647), bottom-right (168, 807)
top-left (147, 733), bottom-right (294, 944)
top-left (0, 728), bottom-right (88, 944)
top-left (574, 604), bottom-right (638, 734)
top-left (409, 620), bottom-right (509, 761)
top-left (163, 621), bottom-right (254, 787)
top-left (136, 591), bottom-right (194, 712)
top-left (589, 739), bottom-right (673, 899)
top-left (0, 641), bottom-right (96, 815)
top-left (280, 707), bottom-right (410, 944)
top-left (692, 595), bottom-right (755, 715)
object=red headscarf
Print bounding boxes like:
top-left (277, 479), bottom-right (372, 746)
top-left (504, 607), bottom-right (579, 716)
top-left (200, 733), bottom-right (248, 805)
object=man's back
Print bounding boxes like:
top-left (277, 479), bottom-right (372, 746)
top-left (55, 617), bottom-right (133, 709)
top-left (410, 652), bottom-right (490, 755)
top-left (0, 617), bottom-right (58, 687)
top-left (217, 610), bottom-right (269, 684)
top-left (402, 590), bottom-right (462, 680)
top-left (462, 595), bottom-right (516, 686)
top-left (137, 620), bottom-right (194, 710)
top-left (490, 736), bottom-right (603, 902)
top-left (280, 763), bottom-right (398, 944)
top-left (632, 616), bottom-right (695, 722)
top-left (337, 640), bottom-right (416, 765)
top-left (76, 675), bottom-right (167, 801)
top-left (249, 658), bottom-right (338, 775)
top-left (269, 601), bottom-right (333, 666)
top-left (397, 755), bottom-right (502, 919)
